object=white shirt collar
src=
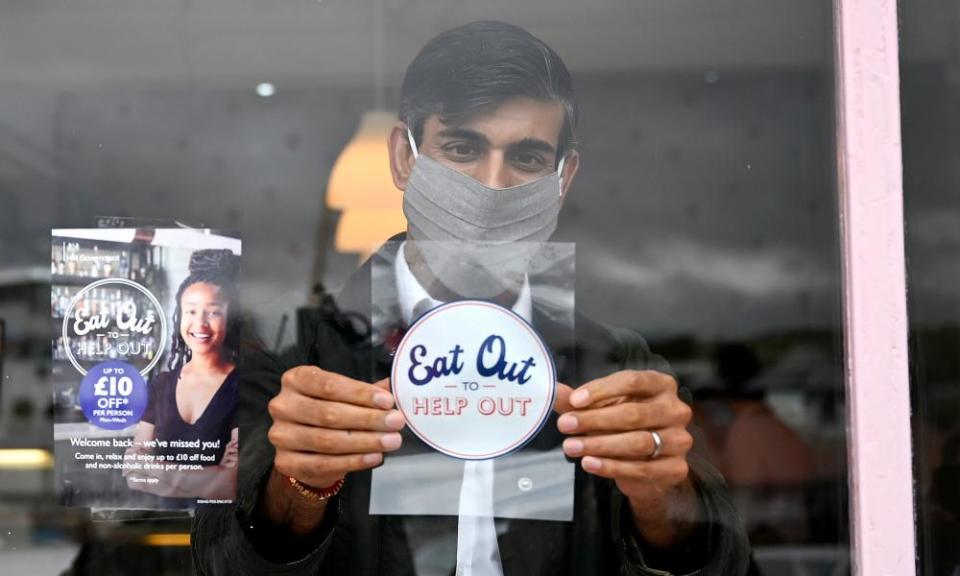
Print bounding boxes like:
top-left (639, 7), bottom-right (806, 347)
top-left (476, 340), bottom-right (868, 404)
top-left (395, 240), bottom-right (533, 325)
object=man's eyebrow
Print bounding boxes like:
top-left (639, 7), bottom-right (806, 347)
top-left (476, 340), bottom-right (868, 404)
top-left (436, 129), bottom-right (556, 154)
top-left (436, 127), bottom-right (489, 146)
top-left (511, 138), bottom-right (556, 155)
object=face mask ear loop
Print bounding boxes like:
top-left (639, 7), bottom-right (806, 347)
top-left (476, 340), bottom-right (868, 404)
top-left (406, 128), bottom-right (420, 160)
top-left (557, 156), bottom-right (566, 197)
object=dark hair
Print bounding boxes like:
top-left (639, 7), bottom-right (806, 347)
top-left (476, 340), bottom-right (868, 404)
top-left (167, 249), bottom-right (241, 372)
top-left (400, 21), bottom-right (578, 164)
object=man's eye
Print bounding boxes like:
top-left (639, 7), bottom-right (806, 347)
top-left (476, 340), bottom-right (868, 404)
top-left (513, 152), bottom-right (547, 172)
top-left (443, 143), bottom-right (478, 161)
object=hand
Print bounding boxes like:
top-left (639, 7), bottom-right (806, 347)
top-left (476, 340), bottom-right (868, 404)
top-left (220, 437), bottom-right (239, 469)
top-left (556, 370), bottom-right (695, 546)
top-left (267, 366), bottom-right (406, 490)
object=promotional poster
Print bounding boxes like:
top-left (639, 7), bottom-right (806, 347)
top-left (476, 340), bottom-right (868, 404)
top-left (52, 228), bottom-right (241, 510)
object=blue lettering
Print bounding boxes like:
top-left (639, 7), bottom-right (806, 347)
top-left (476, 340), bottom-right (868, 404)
top-left (448, 345), bottom-right (465, 375)
top-left (408, 344), bottom-right (466, 386)
top-left (477, 335), bottom-right (536, 385)
top-left (408, 345), bottom-right (432, 385)
top-left (515, 357), bottom-right (536, 385)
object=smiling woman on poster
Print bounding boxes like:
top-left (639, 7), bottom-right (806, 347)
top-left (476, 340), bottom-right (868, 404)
top-left (124, 249), bottom-right (241, 506)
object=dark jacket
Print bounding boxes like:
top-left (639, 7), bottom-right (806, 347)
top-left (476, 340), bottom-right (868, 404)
top-left (192, 240), bottom-right (750, 576)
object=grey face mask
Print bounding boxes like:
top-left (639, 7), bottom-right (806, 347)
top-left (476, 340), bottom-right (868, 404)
top-left (402, 130), bottom-right (566, 297)
top-left (403, 129), bottom-right (564, 244)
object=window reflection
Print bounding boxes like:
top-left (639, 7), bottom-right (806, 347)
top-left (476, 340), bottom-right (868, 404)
top-left (901, 1), bottom-right (960, 572)
top-left (0, 2), bottom-right (848, 575)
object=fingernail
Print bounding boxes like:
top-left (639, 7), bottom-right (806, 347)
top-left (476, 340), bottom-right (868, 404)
top-left (380, 433), bottom-right (402, 450)
top-left (582, 456), bottom-right (602, 472)
top-left (362, 453), bottom-right (383, 466)
top-left (373, 392), bottom-right (394, 409)
top-left (385, 410), bottom-right (405, 429)
top-left (570, 389), bottom-right (589, 407)
top-left (563, 439), bottom-right (584, 456)
top-left (557, 414), bottom-right (578, 433)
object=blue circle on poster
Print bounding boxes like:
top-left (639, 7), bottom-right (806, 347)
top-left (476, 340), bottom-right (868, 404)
top-left (78, 361), bottom-right (149, 430)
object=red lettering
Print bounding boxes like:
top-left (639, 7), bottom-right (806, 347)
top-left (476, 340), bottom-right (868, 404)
top-left (478, 397), bottom-right (496, 415)
top-left (411, 396), bottom-right (469, 415)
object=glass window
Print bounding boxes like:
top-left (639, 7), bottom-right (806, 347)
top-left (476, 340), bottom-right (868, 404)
top-left (0, 2), bottom-right (848, 575)
top-left (900, 2), bottom-right (960, 574)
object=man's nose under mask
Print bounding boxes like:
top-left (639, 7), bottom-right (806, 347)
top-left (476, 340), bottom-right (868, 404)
top-left (402, 129), bottom-right (565, 298)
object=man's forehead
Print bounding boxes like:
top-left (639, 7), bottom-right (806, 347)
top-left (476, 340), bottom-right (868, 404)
top-left (426, 97), bottom-right (565, 147)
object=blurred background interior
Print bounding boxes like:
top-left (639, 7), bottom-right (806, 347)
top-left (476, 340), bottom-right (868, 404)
top-left (0, 0), bottom-right (955, 574)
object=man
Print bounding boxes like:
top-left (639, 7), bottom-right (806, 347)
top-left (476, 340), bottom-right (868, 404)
top-left (193, 21), bottom-right (749, 575)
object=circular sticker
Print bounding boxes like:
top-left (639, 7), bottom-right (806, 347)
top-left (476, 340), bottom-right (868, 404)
top-left (78, 361), bottom-right (149, 430)
top-left (391, 300), bottom-right (556, 460)
top-left (61, 278), bottom-right (167, 377)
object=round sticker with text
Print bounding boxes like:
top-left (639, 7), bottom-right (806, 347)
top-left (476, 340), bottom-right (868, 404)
top-left (391, 300), bottom-right (556, 460)
top-left (61, 278), bottom-right (167, 377)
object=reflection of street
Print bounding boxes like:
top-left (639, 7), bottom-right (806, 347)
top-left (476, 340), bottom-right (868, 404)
top-left (912, 329), bottom-right (960, 576)
top-left (678, 338), bottom-right (849, 572)
top-left (697, 343), bottom-right (814, 544)
top-left (0, 0), bottom-right (904, 571)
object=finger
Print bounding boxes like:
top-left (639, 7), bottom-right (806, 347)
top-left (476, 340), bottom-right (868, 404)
top-left (372, 378), bottom-right (391, 392)
top-left (579, 455), bottom-right (690, 486)
top-left (274, 450), bottom-right (384, 488)
top-left (269, 422), bottom-right (404, 455)
top-left (568, 370), bottom-right (677, 408)
top-left (270, 395), bottom-right (405, 432)
top-left (284, 366), bottom-right (395, 410)
top-left (562, 429), bottom-right (693, 460)
top-left (556, 399), bottom-right (677, 434)
top-left (554, 383), bottom-right (574, 413)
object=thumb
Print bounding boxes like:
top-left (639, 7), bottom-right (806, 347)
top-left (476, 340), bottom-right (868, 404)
top-left (554, 382), bottom-right (574, 414)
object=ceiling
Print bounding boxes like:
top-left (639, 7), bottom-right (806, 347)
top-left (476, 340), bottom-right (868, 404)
top-left (0, 0), bottom-right (841, 91)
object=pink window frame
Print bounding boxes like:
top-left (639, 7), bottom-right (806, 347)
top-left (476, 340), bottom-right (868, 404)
top-left (834, 0), bottom-right (916, 574)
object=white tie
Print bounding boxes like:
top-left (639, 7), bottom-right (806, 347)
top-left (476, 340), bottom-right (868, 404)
top-left (456, 459), bottom-right (503, 575)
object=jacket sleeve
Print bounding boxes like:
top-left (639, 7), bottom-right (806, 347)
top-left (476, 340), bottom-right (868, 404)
top-left (191, 334), bottom-right (340, 575)
top-left (609, 327), bottom-right (752, 576)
